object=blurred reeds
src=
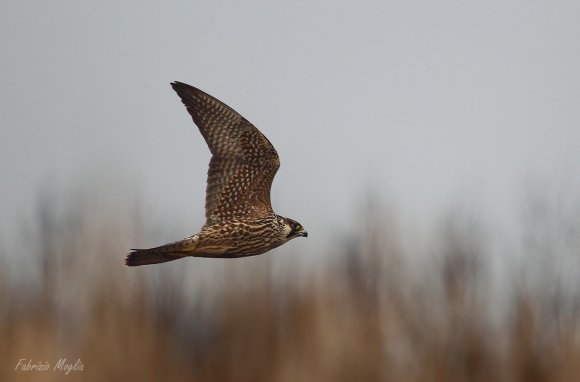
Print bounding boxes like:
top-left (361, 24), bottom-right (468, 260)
top-left (1, 185), bottom-right (580, 381)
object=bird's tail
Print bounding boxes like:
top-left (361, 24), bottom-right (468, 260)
top-left (125, 237), bottom-right (198, 266)
top-left (125, 249), bottom-right (182, 266)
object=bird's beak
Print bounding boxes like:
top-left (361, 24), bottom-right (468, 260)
top-left (300, 230), bottom-right (308, 238)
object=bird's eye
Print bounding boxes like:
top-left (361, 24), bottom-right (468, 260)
top-left (293, 223), bottom-right (301, 230)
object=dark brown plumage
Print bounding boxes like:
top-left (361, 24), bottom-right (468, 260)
top-left (125, 82), bottom-right (307, 267)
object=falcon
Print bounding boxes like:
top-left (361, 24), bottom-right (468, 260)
top-left (125, 82), bottom-right (307, 266)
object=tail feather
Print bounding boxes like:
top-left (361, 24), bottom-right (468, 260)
top-left (126, 236), bottom-right (200, 266)
top-left (125, 249), bottom-right (184, 266)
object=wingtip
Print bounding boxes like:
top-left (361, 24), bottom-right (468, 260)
top-left (171, 81), bottom-right (208, 94)
top-left (171, 81), bottom-right (200, 98)
top-left (171, 81), bottom-right (193, 90)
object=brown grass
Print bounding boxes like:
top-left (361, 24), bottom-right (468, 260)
top-left (1, 186), bottom-right (579, 381)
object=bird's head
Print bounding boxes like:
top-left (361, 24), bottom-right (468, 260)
top-left (280, 217), bottom-right (308, 239)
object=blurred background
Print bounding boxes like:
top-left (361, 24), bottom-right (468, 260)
top-left (2, 0), bottom-right (580, 381)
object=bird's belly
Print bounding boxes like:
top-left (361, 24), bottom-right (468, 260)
top-left (193, 231), bottom-right (281, 258)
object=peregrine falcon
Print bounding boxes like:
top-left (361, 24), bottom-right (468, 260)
top-left (125, 82), bottom-right (307, 266)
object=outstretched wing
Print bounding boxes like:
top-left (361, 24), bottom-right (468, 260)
top-left (171, 82), bottom-right (280, 226)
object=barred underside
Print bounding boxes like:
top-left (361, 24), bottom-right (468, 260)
top-left (194, 214), bottom-right (289, 257)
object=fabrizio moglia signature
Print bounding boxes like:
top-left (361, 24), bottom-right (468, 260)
top-left (15, 358), bottom-right (84, 375)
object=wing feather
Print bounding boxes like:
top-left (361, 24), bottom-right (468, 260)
top-left (171, 82), bottom-right (280, 225)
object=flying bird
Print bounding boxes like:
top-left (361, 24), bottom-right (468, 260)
top-left (125, 82), bottom-right (307, 266)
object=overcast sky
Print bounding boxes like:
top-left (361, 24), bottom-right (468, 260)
top-left (2, 0), bottom-right (580, 254)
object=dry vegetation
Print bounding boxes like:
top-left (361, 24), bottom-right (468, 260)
top-left (1, 185), bottom-right (580, 382)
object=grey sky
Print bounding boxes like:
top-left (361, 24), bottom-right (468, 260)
top-left (2, 0), bottom-right (580, 253)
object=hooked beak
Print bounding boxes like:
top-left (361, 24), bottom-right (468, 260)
top-left (300, 230), bottom-right (308, 238)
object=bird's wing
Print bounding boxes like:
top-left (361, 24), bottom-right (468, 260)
top-left (171, 82), bottom-right (280, 226)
